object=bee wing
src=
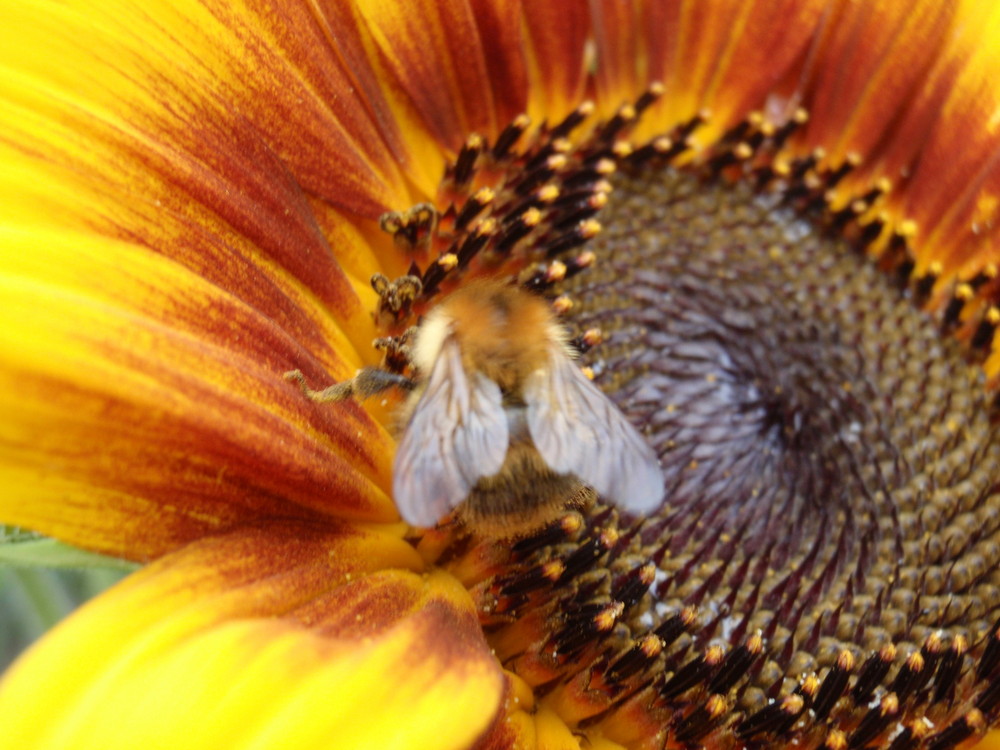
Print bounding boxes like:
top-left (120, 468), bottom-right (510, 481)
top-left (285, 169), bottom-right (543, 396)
top-left (524, 347), bottom-right (663, 513)
top-left (393, 338), bottom-right (509, 527)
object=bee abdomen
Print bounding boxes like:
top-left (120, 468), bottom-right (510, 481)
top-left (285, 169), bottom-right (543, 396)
top-left (460, 441), bottom-right (595, 538)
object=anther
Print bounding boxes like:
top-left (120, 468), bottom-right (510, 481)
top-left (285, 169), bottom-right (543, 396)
top-left (511, 513), bottom-right (584, 556)
top-left (926, 709), bottom-right (985, 750)
top-left (491, 114), bottom-right (530, 160)
top-left (495, 207), bottom-right (542, 254)
top-left (452, 133), bottom-right (484, 186)
top-left (673, 694), bottom-right (728, 744)
top-left (569, 327), bottom-right (603, 355)
top-left (550, 601), bottom-right (624, 657)
top-left (550, 100), bottom-right (595, 139)
top-left (977, 618), bottom-right (1000, 681)
top-left (526, 137), bottom-right (572, 171)
top-left (771, 107), bottom-right (809, 149)
top-left (562, 159), bottom-right (617, 190)
top-left (813, 649), bottom-right (854, 719)
top-left (455, 217), bottom-right (496, 268)
top-left (454, 186), bottom-right (495, 230)
top-left (970, 305), bottom-right (999, 351)
top-left (499, 559), bottom-right (566, 598)
top-left (887, 723), bottom-right (926, 750)
top-left (822, 729), bottom-right (848, 750)
top-left (633, 81), bottom-right (665, 116)
top-left (553, 191), bottom-right (608, 230)
top-left (627, 135), bottom-right (681, 167)
top-left (737, 693), bottom-right (805, 739)
top-left (933, 634), bottom-right (967, 703)
top-left (708, 632), bottom-right (763, 694)
top-left (887, 650), bottom-right (929, 701)
top-left (551, 295), bottom-right (573, 315)
top-left (847, 692), bottom-right (898, 749)
top-left (824, 153), bottom-right (861, 189)
top-left (914, 261), bottom-right (943, 304)
top-left (659, 646), bottom-right (725, 700)
top-left (857, 214), bottom-right (886, 247)
top-left (564, 250), bottom-right (596, 278)
top-left (515, 153), bottom-right (568, 195)
top-left (610, 562), bottom-right (656, 611)
top-left (543, 219), bottom-right (602, 257)
top-left (597, 103), bottom-right (637, 142)
top-left (851, 643), bottom-right (896, 705)
top-left (606, 634), bottom-right (663, 682)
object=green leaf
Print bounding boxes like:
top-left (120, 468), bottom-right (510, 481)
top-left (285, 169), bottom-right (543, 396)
top-left (0, 538), bottom-right (139, 571)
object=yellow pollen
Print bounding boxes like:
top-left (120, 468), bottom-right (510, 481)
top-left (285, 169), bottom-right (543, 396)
top-left (552, 137), bottom-right (572, 153)
top-left (824, 729), bottom-right (848, 750)
top-left (706, 694), bottom-right (728, 718)
top-left (475, 216), bottom-right (497, 235)
top-left (595, 158), bottom-right (617, 175)
top-left (582, 327), bottom-right (603, 347)
top-left (612, 140), bottom-right (633, 158)
top-left (551, 295), bottom-right (572, 314)
top-left (437, 253), bottom-right (458, 271)
top-left (536, 184), bottom-right (560, 202)
top-left (542, 560), bottom-right (565, 580)
top-left (581, 366), bottom-right (595, 380)
top-left (546, 261), bottom-right (568, 282)
top-left (547, 154), bottom-right (568, 170)
top-left (522, 207), bottom-right (542, 226)
top-left (880, 694), bottom-right (899, 716)
top-left (595, 602), bottom-right (625, 631)
top-left (579, 219), bottom-right (601, 238)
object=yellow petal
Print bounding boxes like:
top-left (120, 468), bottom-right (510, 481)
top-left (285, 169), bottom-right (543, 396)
top-left (0, 523), bottom-right (503, 750)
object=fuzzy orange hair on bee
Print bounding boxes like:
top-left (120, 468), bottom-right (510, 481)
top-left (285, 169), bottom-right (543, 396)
top-left (287, 279), bottom-right (664, 536)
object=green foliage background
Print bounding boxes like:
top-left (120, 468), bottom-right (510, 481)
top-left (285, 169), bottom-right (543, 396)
top-left (0, 527), bottom-right (134, 670)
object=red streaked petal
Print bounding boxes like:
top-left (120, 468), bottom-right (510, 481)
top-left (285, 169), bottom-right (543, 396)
top-left (469, 0), bottom-right (530, 128)
top-left (355, 0), bottom-right (504, 153)
top-left (0, 523), bottom-right (503, 750)
top-left (0, 223), bottom-right (397, 559)
top-left (520, 0), bottom-right (592, 126)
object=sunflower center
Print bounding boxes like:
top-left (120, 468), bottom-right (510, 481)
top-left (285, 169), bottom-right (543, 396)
top-left (402, 96), bottom-right (1000, 745)
top-left (563, 169), bottom-right (1000, 654)
top-left (457, 163), bottom-right (1000, 747)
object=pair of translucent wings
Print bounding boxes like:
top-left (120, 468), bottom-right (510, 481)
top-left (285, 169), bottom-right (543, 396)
top-left (393, 338), bottom-right (664, 527)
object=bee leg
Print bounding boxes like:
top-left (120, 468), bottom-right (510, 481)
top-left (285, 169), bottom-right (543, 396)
top-left (284, 367), bottom-right (414, 403)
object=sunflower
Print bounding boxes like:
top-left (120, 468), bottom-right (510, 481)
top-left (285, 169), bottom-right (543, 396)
top-left (2, 0), bottom-right (1000, 748)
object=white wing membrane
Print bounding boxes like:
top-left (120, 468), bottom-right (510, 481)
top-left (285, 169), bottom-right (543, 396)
top-left (393, 338), bottom-right (509, 526)
top-left (525, 347), bottom-right (664, 513)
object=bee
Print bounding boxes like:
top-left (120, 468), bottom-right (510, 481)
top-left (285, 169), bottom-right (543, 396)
top-left (288, 279), bottom-right (663, 536)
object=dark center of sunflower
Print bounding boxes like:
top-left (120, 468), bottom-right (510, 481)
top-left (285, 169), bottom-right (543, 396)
top-left (461, 167), bottom-right (1000, 748)
top-left (563, 169), bottom-right (1000, 662)
top-left (404, 97), bottom-right (1000, 746)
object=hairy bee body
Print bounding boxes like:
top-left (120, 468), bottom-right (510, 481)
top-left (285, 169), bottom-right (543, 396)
top-left (393, 280), bottom-right (663, 536)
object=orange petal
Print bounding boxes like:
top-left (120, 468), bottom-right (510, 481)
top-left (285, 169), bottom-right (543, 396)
top-left (0, 0), bottom-right (426, 558)
top-left (353, 0), bottom-right (511, 179)
top-left (521, 0), bottom-right (592, 126)
top-left (0, 522), bottom-right (503, 750)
